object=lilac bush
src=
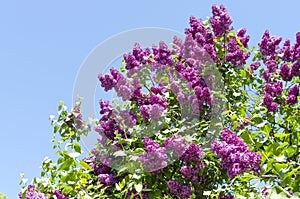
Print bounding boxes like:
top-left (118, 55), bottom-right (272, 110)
top-left (19, 4), bottom-right (300, 199)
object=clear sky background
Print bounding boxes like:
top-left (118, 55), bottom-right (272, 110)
top-left (1, 1), bottom-right (299, 198)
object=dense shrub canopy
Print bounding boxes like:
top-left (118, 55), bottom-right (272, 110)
top-left (19, 4), bottom-right (300, 199)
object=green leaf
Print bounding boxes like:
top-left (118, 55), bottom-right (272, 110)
top-left (134, 148), bottom-right (145, 153)
top-left (74, 143), bottom-right (82, 153)
top-left (79, 160), bottom-right (92, 170)
top-left (273, 163), bottom-right (288, 172)
top-left (261, 123), bottom-right (272, 135)
top-left (274, 133), bottom-right (291, 138)
top-left (62, 185), bottom-right (74, 194)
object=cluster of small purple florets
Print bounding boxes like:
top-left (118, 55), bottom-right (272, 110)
top-left (19, 185), bottom-right (49, 199)
top-left (95, 100), bottom-right (126, 142)
top-left (180, 165), bottom-right (199, 182)
top-left (286, 84), bottom-right (299, 104)
top-left (19, 185), bottom-right (68, 199)
top-left (139, 134), bottom-right (204, 198)
top-left (139, 135), bottom-right (204, 172)
top-left (167, 180), bottom-right (192, 199)
top-left (65, 105), bottom-right (84, 129)
top-left (164, 134), bottom-right (204, 165)
top-left (256, 30), bottom-right (300, 111)
top-left (139, 137), bottom-right (168, 172)
top-left (262, 81), bottom-right (283, 112)
top-left (211, 128), bottom-right (261, 178)
top-left (99, 67), bottom-right (169, 122)
top-left (184, 4), bottom-right (250, 66)
top-left (83, 157), bottom-right (117, 187)
top-left (52, 190), bottom-right (68, 199)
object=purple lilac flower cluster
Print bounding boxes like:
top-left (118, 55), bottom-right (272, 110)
top-left (117, 110), bottom-right (138, 128)
top-left (259, 30), bottom-right (282, 61)
top-left (139, 138), bottom-right (168, 172)
top-left (163, 134), bottom-right (204, 164)
top-left (65, 105), bottom-right (84, 129)
top-left (279, 63), bottom-right (292, 81)
top-left (98, 68), bottom-right (140, 101)
top-left (18, 185), bottom-right (49, 199)
top-left (211, 128), bottom-right (261, 178)
top-left (171, 35), bottom-right (213, 113)
top-left (257, 30), bottom-right (300, 109)
top-left (279, 32), bottom-right (300, 62)
top-left (167, 180), bottom-right (192, 199)
top-left (163, 134), bottom-right (187, 157)
top-left (98, 174), bottom-right (117, 186)
top-left (99, 67), bottom-right (168, 122)
top-left (250, 61), bottom-right (261, 71)
top-left (52, 190), bottom-right (68, 199)
top-left (152, 41), bottom-right (173, 69)
top-left (286, 84), bottom-right (299, 104)
top-left (95, 100), bottom-right (125, 142)
top-left (185, 4), bottom-right (250, 66)
top-left (268, 34), bottom-right (300, 81)
top-left (123, 43), bottom-right (152, 77)
top-left (83, 157), bottom-right (117, 186)
top-left (82, 157), bottom-right (111, 175)
top-left (237, 28), bottom-right (250, 48)
top-left (262, 81), bottom-right (283, 112)
top-left (259, 30), bottom-right (300, 81)
top-left (226, 35), bottom-right (250, 66)
top-left (180, 165), bottom-right (199, 182)
top-left (139, 89), bottom-right (168, 122)
top-left (181, 143), bottom-right (204, 164)
top-left (210, 5), bottom-right (233, 37)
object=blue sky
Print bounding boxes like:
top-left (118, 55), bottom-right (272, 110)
top-left (0, 1), bottom-right (299, 198)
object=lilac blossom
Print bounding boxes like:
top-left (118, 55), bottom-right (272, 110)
top-left (210, 4), bottom-right (233, 37)
top-left (237, 28), bottom-right (250, 48)
top-left (250, 61), bottom-right (261, 71)
top-left (181, 143), bottom-right (204, 164)
top-left (279, 63), bottom-right (292, 81)
top-left (291, 61), bottom-right (300, 77)
top-left (286, 85), bottom-right (299, 104)
top-left (98, 174), bottom-right (117, 186)
top-left (123, 43), bottom-right (152, 76)
top-left (167, 180), bottom-right (192, 199)
top-left (280, 39), bottom-right (293, 62)
top-left (152, 41), bottom-right (173, 67)
top-left (139, 138), bottom-right (167, 172)
top-left (163, 134), bottom-right (187, 157)
top-left (180, 165), bottom-right (199, 182)
top-left (18, 185), bottom-right (49, 199)
top-left (118, 110), bottom-right (137, 128)
top-left (53, 190), bottom-right (68, 199)
top-left (226, 36), bottom-right (250, 66)
top-left (211, 128), bottom-right (261, 178)
top-left (263, 93), bottom-right (278, 112)
top-left (258, 30), bottom-right (282, 61)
